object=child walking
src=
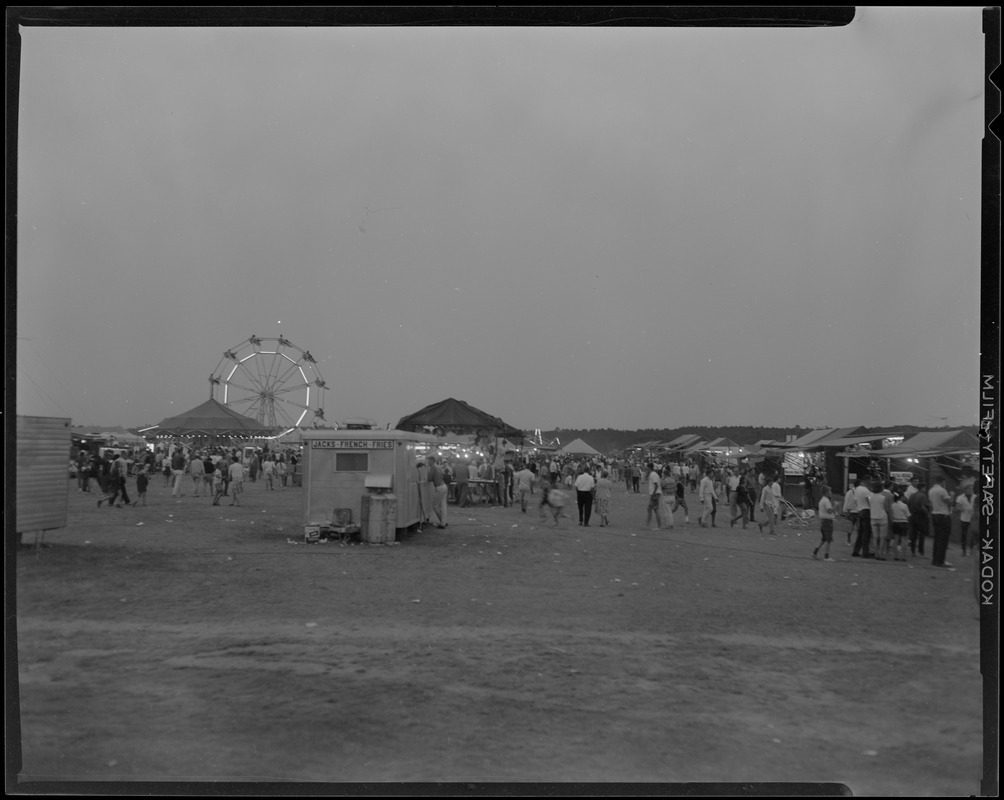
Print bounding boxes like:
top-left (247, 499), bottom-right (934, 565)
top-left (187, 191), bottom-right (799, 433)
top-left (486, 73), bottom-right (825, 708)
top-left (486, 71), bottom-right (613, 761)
top-left (540, 487), bottom-right (568, 527)
top-left (135, 467), bottom-right (149, 506)
top-left (212, 460), bottom-right (226, 506)
top-left (812, 485), bottom-right (836, 561)
top-left (890, 492), bottom-right (910, 561)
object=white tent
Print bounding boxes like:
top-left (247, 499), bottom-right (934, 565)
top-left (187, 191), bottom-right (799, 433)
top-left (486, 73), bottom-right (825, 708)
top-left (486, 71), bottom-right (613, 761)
top-left (97, 431), bottom-right (148, 447)
top-left (559, 438), bottom-right (601, 456)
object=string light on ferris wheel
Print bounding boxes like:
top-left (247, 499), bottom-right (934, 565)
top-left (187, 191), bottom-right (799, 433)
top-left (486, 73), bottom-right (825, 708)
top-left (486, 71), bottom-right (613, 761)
top-left (211, 335), bottom-right (327, 432)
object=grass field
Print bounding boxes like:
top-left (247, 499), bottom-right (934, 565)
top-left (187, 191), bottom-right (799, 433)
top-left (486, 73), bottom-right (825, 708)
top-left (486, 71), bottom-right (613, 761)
top-left (11, 475), bottom-right (987, 795)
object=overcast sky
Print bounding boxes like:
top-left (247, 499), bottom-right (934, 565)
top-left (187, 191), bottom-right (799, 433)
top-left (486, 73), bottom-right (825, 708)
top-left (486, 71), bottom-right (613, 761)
top-left (14, 8), bottom-right (985, 433)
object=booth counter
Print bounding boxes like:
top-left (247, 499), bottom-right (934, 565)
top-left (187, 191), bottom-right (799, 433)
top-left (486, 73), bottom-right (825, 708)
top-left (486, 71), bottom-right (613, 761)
top-left (300, 429), bottom-right (441, 539)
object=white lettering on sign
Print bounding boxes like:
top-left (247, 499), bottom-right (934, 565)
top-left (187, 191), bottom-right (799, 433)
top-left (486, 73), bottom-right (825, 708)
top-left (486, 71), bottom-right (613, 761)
top-left (312, 440), bottom-right (395, 450)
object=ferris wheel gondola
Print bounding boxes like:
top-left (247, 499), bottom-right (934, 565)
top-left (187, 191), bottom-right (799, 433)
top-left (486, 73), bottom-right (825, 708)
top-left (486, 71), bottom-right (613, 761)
top-left (211, 336), bottom-right (327, 434)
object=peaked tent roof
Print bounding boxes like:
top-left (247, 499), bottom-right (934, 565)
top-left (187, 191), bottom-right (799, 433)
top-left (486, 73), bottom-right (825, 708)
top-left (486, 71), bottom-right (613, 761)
top-left (816, 432), bottom-right (902, 449)
top-left (862, 430), bottom-right (979, 458)
top-left (777, 427), bottom-right (866, 449)
top-left (703, 437), bottom-right (740, 450)
top-left (559, 438), bottom-right (601, 456)
top-left (666, 434), bottom-right (703, 449)
top-left (71, 426), bottom-right (148, 445)
top-left (148, 398), bottom-right (274, 437)
top-left (627, 439), bottom-right (663, 450)
top-left (395, 398), bottom-right (522, 440)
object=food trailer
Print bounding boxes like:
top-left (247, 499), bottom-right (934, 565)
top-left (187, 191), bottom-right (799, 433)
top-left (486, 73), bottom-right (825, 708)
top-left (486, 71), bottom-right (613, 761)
top-left (300, 428), bottom-right (442, 540)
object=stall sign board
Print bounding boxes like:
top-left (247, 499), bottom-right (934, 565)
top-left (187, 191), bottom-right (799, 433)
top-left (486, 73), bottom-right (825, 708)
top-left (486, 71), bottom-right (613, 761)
top-left (312, 440), bottom-right (394, 450)
top-left (783, 452), bottom-right (805, 475)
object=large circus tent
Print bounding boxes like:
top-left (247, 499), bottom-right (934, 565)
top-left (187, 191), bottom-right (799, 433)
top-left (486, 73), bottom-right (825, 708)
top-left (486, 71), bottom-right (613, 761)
top-left (141, 398), bottom-right (275, 443)
top-left (395, 398), bottom-right (523, 441)
top-left (558, 438), bottom-right (601, 456)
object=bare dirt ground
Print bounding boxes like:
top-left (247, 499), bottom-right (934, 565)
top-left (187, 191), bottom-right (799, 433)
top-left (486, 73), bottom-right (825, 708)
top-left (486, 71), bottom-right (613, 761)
top-left (11, 476), bottom-right (985, 794)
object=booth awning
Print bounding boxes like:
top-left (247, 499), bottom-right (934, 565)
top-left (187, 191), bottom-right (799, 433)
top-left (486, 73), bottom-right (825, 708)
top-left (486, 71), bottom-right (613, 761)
top-left (810, 432), bottom-right (902, 450)
top-left (772, 427), bottom-right (867, 450)
top-left (663, 434), bottom-right (703, 451)
top-left (837, 430), bottom-right (979, 458)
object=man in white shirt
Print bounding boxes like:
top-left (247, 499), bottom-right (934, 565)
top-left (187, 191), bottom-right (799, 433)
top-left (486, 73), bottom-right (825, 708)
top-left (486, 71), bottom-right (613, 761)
top-left (261, 455), bottom-right (276, 490)
top-left (227, 456), bottom-right (245, 507)
top-left (574, 467), bottom-right (596, 526)
top-left (99, 453), bottom-right (133, 508)
top-left (514, 463), bottom-right (535, 513)
top-left (699, 470), bottom-right (716, 527)
top-left (904, 477), bottom-right (920, 500)
top-left (843, 483), bottom-right (859, 545)
top-left (757, 475), bottom-right (778, 535)
top-left (771, 476), bottom-right (783, 520)
top-left (928, 476), bottom-right (954, 567)
top-left (852, 478), bottom-right (875, 558)
top-left (189, 452), bottom-right (205, 497)
top-left (645, 463), bottom-right (664, 530)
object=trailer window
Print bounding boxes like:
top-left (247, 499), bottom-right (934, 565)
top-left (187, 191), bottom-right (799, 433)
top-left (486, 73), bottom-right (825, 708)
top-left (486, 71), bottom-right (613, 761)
top-left (335, 453), bottom-right (368, 472)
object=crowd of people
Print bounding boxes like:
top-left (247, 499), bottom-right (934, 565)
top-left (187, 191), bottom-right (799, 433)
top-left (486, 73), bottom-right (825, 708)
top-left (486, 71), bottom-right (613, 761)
top-left (416, 452), bottom-right (762, 532)
top-left (414, 451), bottom-right (974, 568)
top-left (74, 444), bottom-right (300, 509)
top-left (71, 443), bottom-right (974, 568)
top-left (840, 474), bottom-right (974, 568)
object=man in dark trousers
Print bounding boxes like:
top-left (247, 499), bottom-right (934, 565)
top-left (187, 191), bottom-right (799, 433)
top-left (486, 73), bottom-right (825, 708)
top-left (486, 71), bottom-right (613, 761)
top-left (851, 476), bottom-right (874, 558)
top-left (907, 481), bottom-right (932, 557)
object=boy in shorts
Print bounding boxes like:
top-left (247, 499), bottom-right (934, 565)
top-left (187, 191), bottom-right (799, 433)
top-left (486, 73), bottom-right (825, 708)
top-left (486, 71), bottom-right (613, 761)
top-left (813, 485), bottom-right (836, 561)
top-left (135, 467), bottom-right (149, 506)
top-left (541, 487), bottom-right (568, 527)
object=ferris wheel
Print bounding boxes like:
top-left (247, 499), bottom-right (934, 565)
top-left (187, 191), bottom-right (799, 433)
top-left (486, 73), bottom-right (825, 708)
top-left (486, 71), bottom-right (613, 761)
top-left (210, 335), bottom-right (327, 433)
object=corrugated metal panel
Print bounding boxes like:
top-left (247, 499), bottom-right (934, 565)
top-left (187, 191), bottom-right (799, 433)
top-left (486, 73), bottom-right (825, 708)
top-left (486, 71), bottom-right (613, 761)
top-left (16, 416), bottom-right (71, 534)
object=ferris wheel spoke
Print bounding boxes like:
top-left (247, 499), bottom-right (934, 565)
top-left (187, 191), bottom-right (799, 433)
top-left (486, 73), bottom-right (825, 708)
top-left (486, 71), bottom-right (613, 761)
top-left (273, 382), bottom-right (309, 397)
top-left (230, 393), bottom-right (264, 414)
top-left (268, 358), bottom-right (302, 392)
top-left (277, 399), bottom-right (309, 429)
top-left (273, 405), bottom-right (298, 430)
top-left (234, 361), bottom-right (265, 390)
top-left (226, 378), bottom-right (264, 397)
top-left (252, 353), bottom-right (281, 393)
top-left (252, 353), bottom-right (270, 392)
top-left (251, 356), bottom-right (274, 391)
top-left (277, 395), bottom-right (309, 410)
top-left (229, 396), bottom-right (263, 417)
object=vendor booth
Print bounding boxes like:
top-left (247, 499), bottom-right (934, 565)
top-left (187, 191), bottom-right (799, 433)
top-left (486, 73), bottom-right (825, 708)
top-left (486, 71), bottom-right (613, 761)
top-left (772, 427), bottom-right (868, 503)
top-left (837, 430), bottom-right (979, 490)
top-left (300, 428), bottom-right (442, 542)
